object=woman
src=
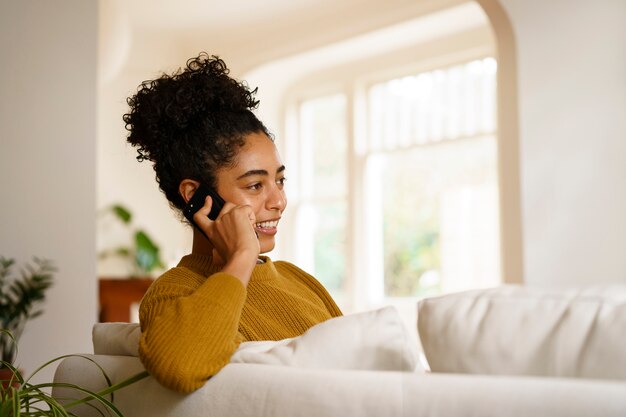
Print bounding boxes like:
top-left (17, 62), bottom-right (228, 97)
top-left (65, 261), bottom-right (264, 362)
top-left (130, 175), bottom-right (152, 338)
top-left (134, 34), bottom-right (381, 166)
top-left (124, 53), bottom-right (342, 393)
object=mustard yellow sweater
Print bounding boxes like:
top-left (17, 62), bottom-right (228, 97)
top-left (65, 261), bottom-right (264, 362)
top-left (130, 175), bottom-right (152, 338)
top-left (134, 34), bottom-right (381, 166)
top-left (138, 253), bottom-right (342, 393)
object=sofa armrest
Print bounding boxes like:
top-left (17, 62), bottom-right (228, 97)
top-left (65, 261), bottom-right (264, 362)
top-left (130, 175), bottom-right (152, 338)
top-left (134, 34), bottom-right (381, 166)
top-left (53, 354), bottom-right (626, 417)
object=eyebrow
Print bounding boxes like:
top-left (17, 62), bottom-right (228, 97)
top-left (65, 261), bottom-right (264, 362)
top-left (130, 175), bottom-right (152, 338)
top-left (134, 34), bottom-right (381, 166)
top-left (236, 165), bottom-right (286, 180)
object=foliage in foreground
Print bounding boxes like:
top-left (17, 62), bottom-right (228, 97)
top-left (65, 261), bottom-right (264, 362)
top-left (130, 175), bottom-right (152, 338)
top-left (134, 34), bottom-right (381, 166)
top-left (0, 257), bottom-right (55, 364)
top-left (1, 331), bottom-right (148, 417)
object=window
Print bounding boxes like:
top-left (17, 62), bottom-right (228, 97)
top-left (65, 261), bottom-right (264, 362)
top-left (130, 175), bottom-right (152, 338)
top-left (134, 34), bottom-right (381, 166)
top-left (295, 94), bottom-right (349, 304)
top-left (287, 57), bottom-right (501, 317)
top-left (366, 58), bottom-right (500, 297)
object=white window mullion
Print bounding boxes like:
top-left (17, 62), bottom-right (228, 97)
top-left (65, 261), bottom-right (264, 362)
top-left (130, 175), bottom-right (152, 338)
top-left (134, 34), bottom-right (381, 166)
top-left (348, 84), bottom-right (368, 312)
top-left (363, 154), bottom-right (386, 307)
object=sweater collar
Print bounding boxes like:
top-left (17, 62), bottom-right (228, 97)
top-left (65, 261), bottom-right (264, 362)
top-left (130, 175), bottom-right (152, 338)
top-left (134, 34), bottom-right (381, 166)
top-left (178, 253), bottom-right (276, 281)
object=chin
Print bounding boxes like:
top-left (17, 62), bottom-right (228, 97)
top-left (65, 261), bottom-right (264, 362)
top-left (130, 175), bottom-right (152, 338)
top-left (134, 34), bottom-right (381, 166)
top-left (259, 238), bottom-right (275, 254)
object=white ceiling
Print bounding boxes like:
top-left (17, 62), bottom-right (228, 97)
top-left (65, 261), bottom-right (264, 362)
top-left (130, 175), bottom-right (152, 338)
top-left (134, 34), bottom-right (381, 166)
top-left (124, 0), bottom-right (337, 32)
top-left (101, 0), bottom-right (474, 75)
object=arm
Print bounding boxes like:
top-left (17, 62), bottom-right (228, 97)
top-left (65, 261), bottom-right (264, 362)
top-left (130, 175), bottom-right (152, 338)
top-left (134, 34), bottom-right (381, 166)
top-left (138, 268), bottom-right (246, 393)
top-left (138, 194), bottom-right (260, 393)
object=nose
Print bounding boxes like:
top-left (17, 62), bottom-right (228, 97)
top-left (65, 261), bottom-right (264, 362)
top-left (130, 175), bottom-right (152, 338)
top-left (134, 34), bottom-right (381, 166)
top-left (267, 184), bottom-right (287, 212)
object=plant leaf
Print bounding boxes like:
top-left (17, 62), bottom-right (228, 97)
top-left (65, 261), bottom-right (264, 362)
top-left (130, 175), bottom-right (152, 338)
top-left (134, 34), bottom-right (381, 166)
top-left (1, 259), bottom-right (54, 363)
top-left (5, 351), bottom-right (148, 416)
top-left (111, 205), bottom-right (132, 224)
top-left (113, 247), bottom-right (131, 257)
top-left (134, 231), bottom-right (164, 274)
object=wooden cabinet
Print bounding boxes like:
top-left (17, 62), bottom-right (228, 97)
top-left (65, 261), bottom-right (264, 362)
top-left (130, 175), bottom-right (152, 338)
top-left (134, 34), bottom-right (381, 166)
top-left (98, 278), bottom-right (153, 322)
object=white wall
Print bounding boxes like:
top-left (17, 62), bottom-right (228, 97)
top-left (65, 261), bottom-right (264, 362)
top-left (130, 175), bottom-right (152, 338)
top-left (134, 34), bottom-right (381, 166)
top-left (97, 2), bottom-right (201, 276)
top-left (97, 65), bottom-right (193, 276)
top-left (0, 0), bottom-right (97, 382)
top-left (499, 0), bottom-right (626, 285)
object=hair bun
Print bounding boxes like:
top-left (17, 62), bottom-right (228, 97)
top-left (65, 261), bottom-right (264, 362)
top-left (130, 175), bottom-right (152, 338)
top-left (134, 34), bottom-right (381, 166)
top-left (124, 53), bottom-right (259, 162)
top-left (165, 54), bottom-right (259, 129)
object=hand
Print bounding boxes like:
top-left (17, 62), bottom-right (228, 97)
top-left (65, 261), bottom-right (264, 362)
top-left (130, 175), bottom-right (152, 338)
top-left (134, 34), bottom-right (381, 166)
top-left (193, 196), bottom-right (260, 285)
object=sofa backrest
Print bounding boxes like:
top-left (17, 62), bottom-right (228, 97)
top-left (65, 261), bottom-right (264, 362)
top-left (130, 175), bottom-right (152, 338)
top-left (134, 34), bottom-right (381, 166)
top-left (417, 284), bottom-right (626, 380)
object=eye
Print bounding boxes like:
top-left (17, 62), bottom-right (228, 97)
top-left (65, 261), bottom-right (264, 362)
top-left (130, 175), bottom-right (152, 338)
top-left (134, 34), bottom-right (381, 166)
top-left (247, 183), bottom-right (263, 191)
top-left (277, 177), bottom-right (287, 188)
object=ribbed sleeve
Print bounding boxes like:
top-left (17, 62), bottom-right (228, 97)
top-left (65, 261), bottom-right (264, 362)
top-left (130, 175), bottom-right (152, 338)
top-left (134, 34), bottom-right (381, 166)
top-left (138, 254), bottom-right (342, 393)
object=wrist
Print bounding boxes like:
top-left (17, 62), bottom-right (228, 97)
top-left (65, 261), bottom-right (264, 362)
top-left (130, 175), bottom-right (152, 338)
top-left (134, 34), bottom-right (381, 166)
top-left (221, 250), bottom-right (258, 286)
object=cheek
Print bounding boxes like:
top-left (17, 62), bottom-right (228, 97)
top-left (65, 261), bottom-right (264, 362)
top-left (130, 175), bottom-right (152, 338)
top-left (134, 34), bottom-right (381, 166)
top-left (240, 195), bottom-right (265, 219)
top-left (252, 202), bottom-right (265, 219)
top-left (221, 189), bottom-right (259, 211)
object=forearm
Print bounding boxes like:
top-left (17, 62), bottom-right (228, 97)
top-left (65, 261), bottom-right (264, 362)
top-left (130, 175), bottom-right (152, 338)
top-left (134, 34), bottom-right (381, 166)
top-left (138, 272), bottom-right (246, 393)
top-left (220, 249), bottom-right (258, 286)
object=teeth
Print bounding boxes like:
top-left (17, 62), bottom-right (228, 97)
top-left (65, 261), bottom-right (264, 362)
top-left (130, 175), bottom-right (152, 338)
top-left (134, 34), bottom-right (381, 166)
top-left (255, 220), bottom-right (278, 229)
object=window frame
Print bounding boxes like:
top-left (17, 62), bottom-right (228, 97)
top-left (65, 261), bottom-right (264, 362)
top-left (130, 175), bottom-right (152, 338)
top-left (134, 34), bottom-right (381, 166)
top-left (280, 26), bottom-right (520, 316)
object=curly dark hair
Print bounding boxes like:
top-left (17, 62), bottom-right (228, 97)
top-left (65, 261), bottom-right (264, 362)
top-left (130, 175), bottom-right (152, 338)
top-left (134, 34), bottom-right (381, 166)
top-left (123, 52), bottom-right (271, 211)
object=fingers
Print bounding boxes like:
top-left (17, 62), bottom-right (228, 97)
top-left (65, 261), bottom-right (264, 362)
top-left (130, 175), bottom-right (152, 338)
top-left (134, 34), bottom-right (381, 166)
top-left (193, 196), bottom-right (258, 247)
top-left (193, 196), bottom-right (214, 231)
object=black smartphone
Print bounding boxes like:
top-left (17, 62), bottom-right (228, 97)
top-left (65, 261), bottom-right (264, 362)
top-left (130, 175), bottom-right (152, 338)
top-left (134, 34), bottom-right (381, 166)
top-left (183, 184), bottom-right (226, 232)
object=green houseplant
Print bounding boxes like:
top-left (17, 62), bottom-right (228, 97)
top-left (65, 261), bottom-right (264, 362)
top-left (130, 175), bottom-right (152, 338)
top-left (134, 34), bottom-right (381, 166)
top-left (98, 204), bottom-right (164, 277)
top-left (0, 257), bottom-right (148, 415)
top-left (1, 329), bottom-right (148, 416)
top-left (0, 257), bottom-right (55, 367)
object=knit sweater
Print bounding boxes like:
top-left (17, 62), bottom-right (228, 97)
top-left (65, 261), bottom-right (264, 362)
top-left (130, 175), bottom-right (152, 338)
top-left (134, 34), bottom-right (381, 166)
top-left (138, 253), bottom-right (342, 393)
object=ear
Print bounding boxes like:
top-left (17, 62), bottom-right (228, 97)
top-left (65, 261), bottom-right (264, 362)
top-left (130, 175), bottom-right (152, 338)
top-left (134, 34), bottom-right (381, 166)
top-left (179, 179), bottom-right (201, 204)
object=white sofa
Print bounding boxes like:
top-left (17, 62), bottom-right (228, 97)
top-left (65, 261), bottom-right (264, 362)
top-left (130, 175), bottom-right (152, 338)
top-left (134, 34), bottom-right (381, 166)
top-left (52, 285), bottom-right (626, 417)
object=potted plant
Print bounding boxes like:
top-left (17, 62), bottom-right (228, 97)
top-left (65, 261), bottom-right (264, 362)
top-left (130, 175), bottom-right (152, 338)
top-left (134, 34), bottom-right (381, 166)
top-left (0, 256), bottom-right (55, 379)
top-left (1, 329), bottom-right (148, 416)
top-left (97, 204), bottom-right (164, 322)
top-left (98, 204), bottom-right (165, 277)
top-left (0, 257), bottom-right (148, 416)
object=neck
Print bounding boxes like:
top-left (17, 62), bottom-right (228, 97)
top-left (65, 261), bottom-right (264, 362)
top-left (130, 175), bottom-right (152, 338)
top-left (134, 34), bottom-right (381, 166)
top-left (191, 230), bottom-right (226, 266)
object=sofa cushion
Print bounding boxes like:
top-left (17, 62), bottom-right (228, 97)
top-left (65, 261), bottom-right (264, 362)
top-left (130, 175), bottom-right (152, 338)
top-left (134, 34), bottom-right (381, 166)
top-left (93, 322), bottom-right (141, 356)
top-left (417, 285), bottom-right (626, 380)
top-left (231, 306), bottom-right (422, 372)
top-left (93, 306), bottom-right (422, 373)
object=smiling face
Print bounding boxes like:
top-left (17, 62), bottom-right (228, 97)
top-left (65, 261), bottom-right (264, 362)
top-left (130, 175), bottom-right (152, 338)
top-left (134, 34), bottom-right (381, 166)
top-left (214, 131), bottom-right (287, 253)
